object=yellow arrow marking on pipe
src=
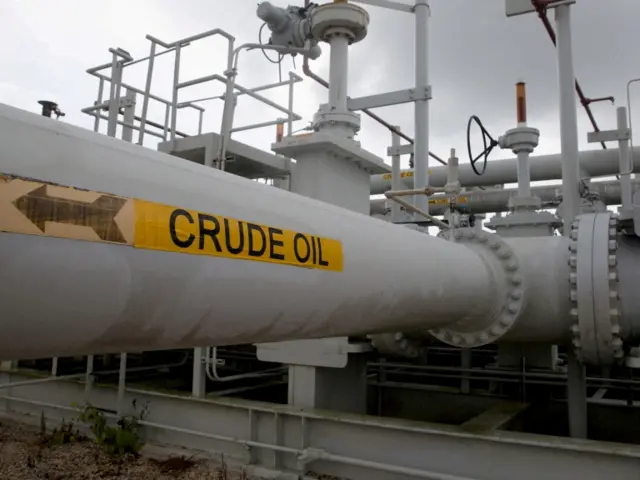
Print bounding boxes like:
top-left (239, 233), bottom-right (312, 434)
top-left (0, 174), bottom-right (343, 272)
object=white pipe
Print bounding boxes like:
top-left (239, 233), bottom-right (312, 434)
top-left (413, 0), bottom-right (430, 213)
top-left (391, 126), bottom-right (403, 222)
top-left (107, 55), bottom-right (122, 138)
top-left (328, 34), bottom-right (349, 113)
top-left (370, 180), bottom-right (638, 216)
top-left (117, 352), bottom-right (127, 416)
top-left (555, 4), bottom-right (580, 232)
top-left (137, 40), bottom-right (156, 146)
top-left (617, 106), bottom-right (633, 209)
top-left (517, 151), bottom-right (531, 198)
top-left (0, 103), bottom-right (498, 360)
top-left (369, 147), bottom-right (640, 194)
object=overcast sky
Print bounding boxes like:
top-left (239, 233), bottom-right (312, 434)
top-left (1, 0), bottom-right (639, 172)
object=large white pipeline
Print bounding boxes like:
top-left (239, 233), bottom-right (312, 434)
top-left (0, 104), bottom-right (575, 360)
top-left (0, 103), bottom-right (499, 360)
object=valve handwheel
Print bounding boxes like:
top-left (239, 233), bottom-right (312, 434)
top-left (466, 115), bottom-right (499, 176)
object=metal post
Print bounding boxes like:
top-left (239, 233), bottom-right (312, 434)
top-left (84, 355), bottom-right (94, 399)
top-left (163, 104), bottom-right (170, 141)
top-left (138, 40), bottom-right (157, 145)
top-left (517, 151), bottom-right (532, 198)
top-left (328, 35), bottom-right (349, 114)
top-left (556, 3), bottom-right (580, 230)
top-left (170, 43), bottom-right (182, 144)
top-left (117, 352), bottom-right (127, 416)
top-left (93, 79), bottom-right (104, 133)
top-left (107, 54), bottom-right (123, 138)
top-left (414, 0), bottom-right (430, 214)
top-left (391, 126), bottom-right (403, 222)
top-left (567, 349), bottom-right (588, 438)
top-left (121, 89), bottom-right (136, 143)
top-left (461, 348), bottom-right (471, 394)
top-left (51, 357), bottom-right (58, 376)
top-left (288, 72), bottom-right (295, 136)
top-left (218, 89), bottom-right (237, 171)
top-left (617, 106), bottom-right (633, 210)
top-left (198, 110), bottom-right (204, 135)
top-left (515, 82), bottom-right (531, 198)
top-left (192, 347), bottom-right (206, 398)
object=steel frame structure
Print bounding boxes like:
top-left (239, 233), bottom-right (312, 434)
top-left (3, 1), bottom-right (640, 478)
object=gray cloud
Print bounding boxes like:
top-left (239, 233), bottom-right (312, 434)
top-left (1, 0), bottom-right (639, 173)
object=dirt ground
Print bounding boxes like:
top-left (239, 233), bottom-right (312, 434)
top-left (0, 418), bottom-right (248, 480)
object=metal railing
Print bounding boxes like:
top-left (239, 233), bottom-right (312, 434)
top-left (81, 27), bottom-right (304, 171)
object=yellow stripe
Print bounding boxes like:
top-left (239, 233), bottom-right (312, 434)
top-left (0, 175), bottom-right (344, 272)
top-left (133, 200), bottom-right (343, 272)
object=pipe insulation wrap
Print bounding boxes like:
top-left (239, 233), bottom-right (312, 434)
top-left (0, 103), bottom-right (500, 360)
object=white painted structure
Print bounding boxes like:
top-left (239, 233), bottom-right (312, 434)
top-left (3, 1), bottom-right (640, 478)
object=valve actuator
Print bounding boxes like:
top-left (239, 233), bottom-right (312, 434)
top-left (256, 1), bottom-right (322, 60)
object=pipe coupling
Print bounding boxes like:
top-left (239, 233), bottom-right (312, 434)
top-left (569, 212), bottom-right (623, 365)
top-left (430, 228), bottom-right (526, 347)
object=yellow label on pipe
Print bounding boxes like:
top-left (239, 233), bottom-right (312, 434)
top-left (0, 175), bottom-right (344, 272)
top-left (134, 200), bottom-right (343, 272)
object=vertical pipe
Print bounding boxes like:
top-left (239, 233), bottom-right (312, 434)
top-left (192, 347), bottom-right (206, 398)
top-left (517, 152), bottom-right (532, 198)
top-left (121, 89), bottom-right (136, 143)
top-left (567, 350), bottom-right (588, 438)
top-left (328, 34), bottom-right (349, 113)
top-left (217, 37), bottom-right (237, 169)
top-left (391, 126), bottom-right (403, 222)
top-left (218, 86), bottom-right (237, 171)
top-left (556, 5), bottom-right (589, 431)
top-left (555, 4), bottom-right (580, 232)
top-left (163, 104), bottom-right (170, 141)
top-left (198, 110), bottom-right (204, 135)
top-left (107, 54), bottom-right (123, 138)
top-left (461, 349), bottom-right (471, 394)
top-left (84, 355), bottom-right (94, 399)
top-left (117, 352), bottom-right (127, 416)
top-left (447, 148), bottom-right (459, 187)
top-left (170, 43), bottom-right (182, 144)
top-left (414, 0), bottom-right (430, 213)
top-left (515, 80), bottom-right (531, 198)
top-left (93, 79), bottom-right (104, 133)
top-left (617, 106), bottom-right (633, 209)
top-left (138, 40), bottom-right (157, 145)
top-left (288, 72), bottom-right (295, 135)
top-left (516, 81), bottom-right (527, 125)
top-left (51, 358), bottom-right (58, 376)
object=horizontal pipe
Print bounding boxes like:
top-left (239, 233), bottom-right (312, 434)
top-left (370, 180), bottom-right (639, 216)
top-left (146, 29), bottom-right (234, 49)
top-left (231, 118), bottom-right (293, 134)
top-left (181, 76), bottom-right (302, 106)
top-left (0, 103), bottom-right (498, 360)
top-left (370, 147), bottom-right (640, 194)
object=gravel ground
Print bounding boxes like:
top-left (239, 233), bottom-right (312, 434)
top-left (0, 419), bottom-right (248, 479)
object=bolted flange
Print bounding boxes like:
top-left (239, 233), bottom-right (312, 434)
top-left (429, 228), bottom-right (526, 348)
top-left (569, 212), bottom-right (623, 365)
